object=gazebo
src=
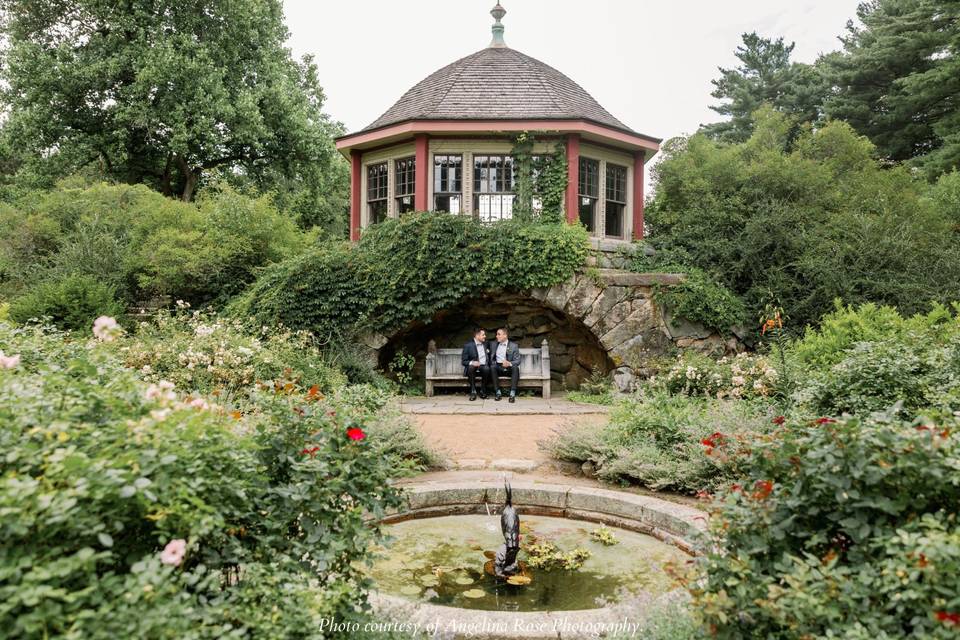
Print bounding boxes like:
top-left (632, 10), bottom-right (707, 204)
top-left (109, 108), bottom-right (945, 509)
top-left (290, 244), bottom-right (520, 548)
top-left (335, 3), bottom-right (660, 242)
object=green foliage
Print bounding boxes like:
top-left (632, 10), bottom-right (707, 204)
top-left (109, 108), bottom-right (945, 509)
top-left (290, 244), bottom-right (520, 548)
top-left (0, 182), bottom-right (305, 306)
top-left (701, 32), bottom-right (824, 143)
top-left (647, 111), bottom-right (960, 329)
top-left (790, 301), bottom-right (960, 416)
top-left (567, 367), bottom-right (616, 405)
top-left (542, 391), bottom-right (775, 494)
top-left (0, 320), bottom-right (407, 638)
top-left (0, 0), bottom-right (345, 209)
top-left (689, 411), bottom-right (960, 638)
top-left (662, 351), bottom-right (779, 400)
top-left (589, 526), bottom-right (618, 546)
top-left (234, 213), bottom-right (589, 337)
top-left (822, 0), bottom-right (960, 175)
top-left (8, 274), bottom-right (124, 331)
top-left (637, 264), bottom-right (746, 332)
top-left (523, 538), bottom-right (591, 571)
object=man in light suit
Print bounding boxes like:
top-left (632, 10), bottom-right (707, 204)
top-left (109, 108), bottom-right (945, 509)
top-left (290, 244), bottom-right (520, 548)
top-left (489, 327), bottom-right (521, 403)
top-left (461, 327), bottom-right (492, 401)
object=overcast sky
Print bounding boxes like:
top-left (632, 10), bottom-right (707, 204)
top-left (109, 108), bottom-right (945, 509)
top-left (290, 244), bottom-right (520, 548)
top-left (284, 0), bottom-right (863, 159)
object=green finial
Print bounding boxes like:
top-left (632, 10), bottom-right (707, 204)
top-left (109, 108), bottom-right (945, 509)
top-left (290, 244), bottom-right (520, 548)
top-left (490, 3), bottom-right (507, 48)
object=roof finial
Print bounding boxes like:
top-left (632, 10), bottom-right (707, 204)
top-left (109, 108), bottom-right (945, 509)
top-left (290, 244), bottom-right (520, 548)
top-left (489, 3), bottom-right (507, 48)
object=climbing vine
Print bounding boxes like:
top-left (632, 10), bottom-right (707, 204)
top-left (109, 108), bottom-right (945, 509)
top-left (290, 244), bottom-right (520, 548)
top-left (511, 132), bottom-right (567, 223)
top-left (230, 212), bottom-right (589, 338)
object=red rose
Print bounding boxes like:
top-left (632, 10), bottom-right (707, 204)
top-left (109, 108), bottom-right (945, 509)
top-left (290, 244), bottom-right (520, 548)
top-left (815, 417), bottom-right (837, 425)
top-left (772, 415), bottom-right (786, 425)
top-left (301, 446), bottom-right (320, 457)
top-left (936, 611), bottom-right (960, 625)
top-left (346, 427), bottom-right (366, 441)
top-left (752, 480), bottom-right (774, 500)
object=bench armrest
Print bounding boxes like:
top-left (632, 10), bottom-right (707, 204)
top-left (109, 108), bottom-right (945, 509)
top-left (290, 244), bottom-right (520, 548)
top-left (540, 339), bottom-right (551, 379)
top-left (425, 352), bottom-right (436, 378)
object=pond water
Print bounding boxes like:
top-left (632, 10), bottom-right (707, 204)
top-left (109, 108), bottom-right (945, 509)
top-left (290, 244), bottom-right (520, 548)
top-left (369, 514), bottom-right (688, 612)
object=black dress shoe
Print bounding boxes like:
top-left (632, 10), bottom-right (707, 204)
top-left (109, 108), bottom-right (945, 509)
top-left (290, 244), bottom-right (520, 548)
top-left (494, 392), bottom-right (502, 401)
top-left (469, 393), bottom-right (477, 401)
top-left (479, 392), bottom-right (488, 400)
top-left (508, 395), bottom-right (516, 403)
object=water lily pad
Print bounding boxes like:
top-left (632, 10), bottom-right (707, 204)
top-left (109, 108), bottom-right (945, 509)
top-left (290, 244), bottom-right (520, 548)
top-left (506, 575), bottom-right (532, 586)
top-left (454, 576), bottom-right (474, 585)
top-left (483, 549), bottom-right (496, 559)
top-left (419, 575), bottom-right (439, 586)
top-left (399, 585), bottom-right (421, 596)
top-left (462, 589), bottom-right (486, 599)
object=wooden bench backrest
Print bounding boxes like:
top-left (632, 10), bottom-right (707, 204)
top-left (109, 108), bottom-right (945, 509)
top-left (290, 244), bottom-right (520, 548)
top-left (430, 348), bottom-right (543, 378)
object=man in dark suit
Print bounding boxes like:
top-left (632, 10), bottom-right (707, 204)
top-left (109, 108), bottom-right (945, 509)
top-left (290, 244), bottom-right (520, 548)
top-left (489, 327), bottom-right (521, 402)
top-left (461, 327), bottom-right (492, 401)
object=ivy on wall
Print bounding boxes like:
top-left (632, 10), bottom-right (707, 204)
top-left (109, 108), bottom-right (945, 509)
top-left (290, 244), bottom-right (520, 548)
top-left (231, 213), bottom-right (589, 338)
top-left (511, 132), bottom-right (568, 223)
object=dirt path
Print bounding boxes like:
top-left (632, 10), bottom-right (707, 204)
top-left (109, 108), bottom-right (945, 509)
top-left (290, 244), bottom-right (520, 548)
top-left (412, 413), bottom-right (607, 465)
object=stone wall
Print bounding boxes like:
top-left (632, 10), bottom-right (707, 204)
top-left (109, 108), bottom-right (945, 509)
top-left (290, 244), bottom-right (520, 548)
top-left (377, 292), bottom-right (611, 390)
top-left (366, 266), bottom-right (745, 392)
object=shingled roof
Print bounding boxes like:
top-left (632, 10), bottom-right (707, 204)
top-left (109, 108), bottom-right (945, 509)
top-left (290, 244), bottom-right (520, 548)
top-left (361, 46), bottom-right (636, 134)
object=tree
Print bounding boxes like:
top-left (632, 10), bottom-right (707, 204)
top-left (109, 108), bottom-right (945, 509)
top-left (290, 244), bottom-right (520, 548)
top-left (701, 33), bottom-right (825, 142)
top-left (649, 107), bottom-right (960, 329)
top-left (823, 0), bottom-right (960, 175)
top-left (0, 0), bottom-right (345, 209)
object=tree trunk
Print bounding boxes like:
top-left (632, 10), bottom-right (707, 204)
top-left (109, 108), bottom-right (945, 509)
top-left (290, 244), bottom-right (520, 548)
top-left (176, 155), bottom-right (198, 202)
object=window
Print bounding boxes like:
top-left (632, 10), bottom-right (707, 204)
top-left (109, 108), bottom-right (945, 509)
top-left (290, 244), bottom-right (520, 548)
top-left (394, 157), bottom-right (416, 214)
top-left (433, 155), bottom-right (462, 213)
top-left (605, 163), bottom-right (627, 238)
top-left (473, 155), bottom-right (515, 222)
top-left (578, 158), bottom-right (599, 232)
top-left (366, 162), bottom-right (388, 224)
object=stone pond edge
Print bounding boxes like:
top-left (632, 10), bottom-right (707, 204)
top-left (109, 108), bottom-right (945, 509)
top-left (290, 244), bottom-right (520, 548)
top-left (369, 481), bottom-right (709, 639)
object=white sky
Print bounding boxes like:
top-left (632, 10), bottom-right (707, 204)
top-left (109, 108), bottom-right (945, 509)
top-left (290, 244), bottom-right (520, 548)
top-left (284, 0), bottom-right (862, 170)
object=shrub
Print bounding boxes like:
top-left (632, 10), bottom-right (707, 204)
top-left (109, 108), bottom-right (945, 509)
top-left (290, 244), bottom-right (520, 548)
top-left (645, 112), bottom-right (960, 329)
top-left (0, 320), bottom-right (406, 638)
top-left (541, 391), bottom-right (775, 493)
top-left (688, 411), bottom-right (960, 639)
top-left (2, 181), bottom-right (306, 307)
top-left (117, 308), bottom-right (348, 405)
top-left (233, 213), bottom-right (589, 337)
top-left (661, 350), bottom-right (779, 400)
top-left (790, 302), bottom-right (960, 416)
top-left (8, 274), bottom-right (125, 330)
top-left (632, 261), bottom-right (747, 332)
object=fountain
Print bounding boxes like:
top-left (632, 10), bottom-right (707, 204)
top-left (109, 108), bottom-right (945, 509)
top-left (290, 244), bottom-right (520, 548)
top-left (366, 479), bottom-right (707, 637)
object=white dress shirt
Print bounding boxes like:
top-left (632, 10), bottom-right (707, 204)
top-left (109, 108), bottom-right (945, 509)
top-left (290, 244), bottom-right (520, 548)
top-left (475, 339), bottom-right (487, 365)
top-left (496, 341), bottom-right (507, 364)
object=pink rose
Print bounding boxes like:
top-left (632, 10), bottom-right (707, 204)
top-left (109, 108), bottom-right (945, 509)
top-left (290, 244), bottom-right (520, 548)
top-left (160, 538), bottom-right (187, 566)
top-left (0, 351), bottom-right (20, 369)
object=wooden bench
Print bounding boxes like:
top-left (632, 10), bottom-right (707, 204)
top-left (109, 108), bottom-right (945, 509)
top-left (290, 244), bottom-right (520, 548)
top-left (424, 339), bottom-right (552, 399)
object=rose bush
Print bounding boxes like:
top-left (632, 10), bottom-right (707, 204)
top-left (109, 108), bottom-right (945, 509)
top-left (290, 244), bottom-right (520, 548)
top-left (688, 410), bottom-right (960, 638)
top-left (0, 320), bottom-right (412, 638)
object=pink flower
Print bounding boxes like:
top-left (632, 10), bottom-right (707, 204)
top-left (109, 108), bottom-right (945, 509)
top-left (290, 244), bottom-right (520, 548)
top-left (160, 539), bottom-right (186, 566)
top-left (92, 316), bottom-right (122, 341)
top-left (0, 351), bottom-right (20, 369)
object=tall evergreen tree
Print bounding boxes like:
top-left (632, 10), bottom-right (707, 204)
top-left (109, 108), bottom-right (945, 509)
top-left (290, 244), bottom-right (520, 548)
top-left (701, 33), bottom-right (825, 142)
top-left (823, 0), bottom-right (960, 175)
top-left (0, 0), bottom-right (346, 209)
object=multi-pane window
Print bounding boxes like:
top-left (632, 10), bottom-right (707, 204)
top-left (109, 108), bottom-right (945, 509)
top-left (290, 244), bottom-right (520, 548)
top-left (433, 155), bottom-right (462, 213)
top-left (605, 163), bottom-right (627, 238)
top-left (394, 157), bottom-right (416, 214)
top-left (473, 155), bottom-right (515, 222)
top-left (366, 162), bottom-right (388, 225)
top-left (578, 157), bottom-right (600, 232)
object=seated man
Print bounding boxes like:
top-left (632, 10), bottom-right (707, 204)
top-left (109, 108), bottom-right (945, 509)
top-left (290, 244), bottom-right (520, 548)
top-left (461, 327), bottom-right (492, 401)
top-left (489, 327), bottom-right (521, 402)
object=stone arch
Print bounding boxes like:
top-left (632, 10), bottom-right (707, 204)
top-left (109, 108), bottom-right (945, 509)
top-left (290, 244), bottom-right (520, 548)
top-left (365, 270), bottom-right (707, 391)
